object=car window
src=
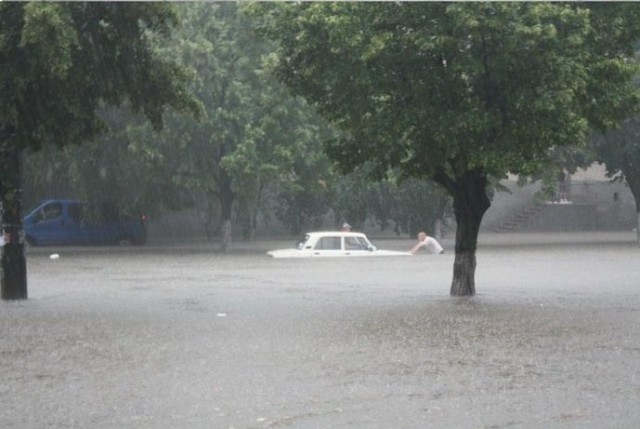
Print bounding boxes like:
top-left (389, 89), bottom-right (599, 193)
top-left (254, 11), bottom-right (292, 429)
top-left (297, 234), bottom-right (311, 250)
top-left (315, 236), bottom-right (341, 250)
top-left (345, 236), bottom-right (368, 250)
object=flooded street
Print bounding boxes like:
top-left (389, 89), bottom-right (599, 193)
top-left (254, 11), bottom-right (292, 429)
top-left (2, 233), bottom-right (640, 428)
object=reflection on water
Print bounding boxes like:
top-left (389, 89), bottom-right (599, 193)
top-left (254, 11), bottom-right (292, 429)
top-left (2, 234), bottom-right (639, 428)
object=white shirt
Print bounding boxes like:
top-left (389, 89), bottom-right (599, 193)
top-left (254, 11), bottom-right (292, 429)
top-left (416, 237), bottom-right (444, 254)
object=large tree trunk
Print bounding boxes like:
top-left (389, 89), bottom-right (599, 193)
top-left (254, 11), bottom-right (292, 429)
top-left (624, 176), bottom-right (640, 245)
top-left (450, 170), bottom-right (491, 296)
top-left (636, 211), bottom-right (639, 246)
top-left (634, 198), bottom-right (640, 246)
top-left (1, 148), bottom-right (27, 300)
top-left (626, 176), bottom-right (640, 246)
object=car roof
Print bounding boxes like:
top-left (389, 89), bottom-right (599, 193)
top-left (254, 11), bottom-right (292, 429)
top-left (305, 231), bottom-right (368, 238)
top-left (39, 199), bottom-right (81, 205)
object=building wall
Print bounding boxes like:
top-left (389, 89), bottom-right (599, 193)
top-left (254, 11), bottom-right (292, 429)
top-left (482, 166), bottom-right (637, 232)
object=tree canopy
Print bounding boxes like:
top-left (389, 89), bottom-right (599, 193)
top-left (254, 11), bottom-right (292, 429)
top-left (152, 2), bottom-right (335, 248)
top-left (0, 2), bottom-right (200, 151)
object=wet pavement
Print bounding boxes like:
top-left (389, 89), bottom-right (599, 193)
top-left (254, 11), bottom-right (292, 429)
top-left (1, 232), bottom-right (639, 428)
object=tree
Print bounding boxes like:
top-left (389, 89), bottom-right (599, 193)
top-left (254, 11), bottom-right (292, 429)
top-left (143, 3), bottom-right (334, 249)
top-left (0, 3), bottom-right (199, 299)
top-left (592, 118), bottom-right (640, 244)
top-left (331, 167), bottom-right (373, 231)
top-left (330, 167), bottom-right (452, 237)
top-left (249, 2), bottom-right (640, 296)
top-left (381, 177), bottom-right (452, 238)
top-left (276, 164), bottom-right (333, 235)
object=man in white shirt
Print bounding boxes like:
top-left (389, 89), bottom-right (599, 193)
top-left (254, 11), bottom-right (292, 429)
top-left (409, 231), bottom-right (444, 254)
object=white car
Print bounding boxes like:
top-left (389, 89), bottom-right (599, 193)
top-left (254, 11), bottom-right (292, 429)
top-left (267, 231), bottom-right (411, 258)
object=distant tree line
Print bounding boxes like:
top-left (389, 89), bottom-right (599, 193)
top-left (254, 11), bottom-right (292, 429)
top-left (21, 3), bottom-right (451, 243)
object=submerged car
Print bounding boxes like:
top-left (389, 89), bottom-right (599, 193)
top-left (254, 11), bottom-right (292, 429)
top-left (267, 231), bottom-right (411, 258)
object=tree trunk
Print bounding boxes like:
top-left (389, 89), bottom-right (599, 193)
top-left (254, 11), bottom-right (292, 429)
top-left (238, 198), bottom-right (255, 241)
top-left (221, 219), bottom-right (232, 252)
top-left (626, 176), bottom-right (640, 246)
top-left (219, 170), bottom-right (234, 253)
top-left (450, 170), bottom-right (491, 296)
top-left (1, 148), bottom-right (27, 300)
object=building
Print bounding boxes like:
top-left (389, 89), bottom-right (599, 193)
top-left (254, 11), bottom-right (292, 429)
top-left (483, 164), bottom-right (637, 232)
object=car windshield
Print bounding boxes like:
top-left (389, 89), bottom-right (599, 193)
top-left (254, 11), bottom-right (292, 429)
top-left (33, 202), bottom-right (63, 223)
top-left (296, 234), bottom-right (311, 250)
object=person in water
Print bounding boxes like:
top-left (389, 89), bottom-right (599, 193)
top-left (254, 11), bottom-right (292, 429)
top-left (409, 231), bottom-right (444, 255)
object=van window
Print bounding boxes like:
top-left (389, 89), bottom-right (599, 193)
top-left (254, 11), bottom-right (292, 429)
top-left (36, 202), bottom-right (63, 223)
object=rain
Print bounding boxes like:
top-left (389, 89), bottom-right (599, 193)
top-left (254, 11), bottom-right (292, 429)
top-left (3, 4), bottom-right (640, 429)
top-left (2, 232), bottom-right (639, 429)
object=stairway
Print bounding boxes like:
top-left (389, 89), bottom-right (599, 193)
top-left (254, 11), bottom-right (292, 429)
top-left (493, 203), bottom-right (547, 233)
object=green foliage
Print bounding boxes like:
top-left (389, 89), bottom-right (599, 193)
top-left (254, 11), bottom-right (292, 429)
top-left (276, 178), bottom-right (332, 235)
top-left (20, 2), bottom-right (336, 237)
top-left (249, 2), bottom-right (640, 185)
top-left (20, 3), bottom-right (77, 78)
top-left (19, 2), bottom-right (640, 247)
top-left (23, 107), bottom-right (177, 220)
top-left (1, 2), bottom-right (203, 299)
top-left (0, 2), bottom-right (200, 154)
top-left (162, 2), bottom-right (335, 238)
top-left (330, 166), bottom-right (452, 236)
top-left (4, 2), bottom-right (200, 218)
top-left (383, 179), bottom-right (452, 237)
top-left (590, 42), bottom-right (640, 213)
top-left (330, 167), bottom-right (373, 230)
top-left (249, 2), bottom-right (640, 294)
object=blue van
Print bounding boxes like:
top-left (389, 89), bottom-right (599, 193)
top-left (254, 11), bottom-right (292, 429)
top-left (24, 199), bottom-right (147, 246)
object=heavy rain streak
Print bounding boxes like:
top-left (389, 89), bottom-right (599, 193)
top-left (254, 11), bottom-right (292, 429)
top-left (2, 233), bottom-right (639, 429)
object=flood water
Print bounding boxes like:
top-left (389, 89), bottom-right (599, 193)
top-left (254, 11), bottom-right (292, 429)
top-left (1, 232), bottom-right (639, 428)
